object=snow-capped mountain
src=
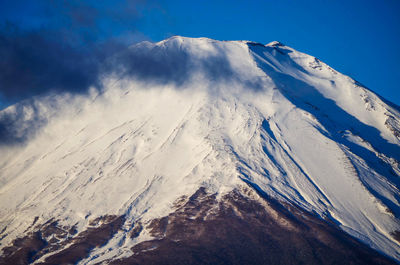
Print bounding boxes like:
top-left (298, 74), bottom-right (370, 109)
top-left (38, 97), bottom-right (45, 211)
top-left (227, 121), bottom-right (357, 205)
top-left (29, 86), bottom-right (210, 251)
top-left (0, 36), bottom-right (399, 264)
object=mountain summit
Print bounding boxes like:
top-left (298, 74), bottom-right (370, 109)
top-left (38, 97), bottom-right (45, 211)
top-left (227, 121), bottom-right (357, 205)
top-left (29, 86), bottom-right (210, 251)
top-left (1, 36), bottom-right (399, 264)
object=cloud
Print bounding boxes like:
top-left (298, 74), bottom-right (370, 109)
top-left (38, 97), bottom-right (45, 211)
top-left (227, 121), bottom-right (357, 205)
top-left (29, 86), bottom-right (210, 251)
top-left (0, 39), bottom-right (244, 145)
top-left (0, 24), bottom-right (102, 100)
top-left (0, 0), bottom-right (157, 145)
top-left (105, 40), bottom-right (241, 87)
top-left (0, 0), bottom-right (154, 103)
top-left (0, 99), bottom-right (48, 145)
top-left (0, 1), bottom-right (263, 146)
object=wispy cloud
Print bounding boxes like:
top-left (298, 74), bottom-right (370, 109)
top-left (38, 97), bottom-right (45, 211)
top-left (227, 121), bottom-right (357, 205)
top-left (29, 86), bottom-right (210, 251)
top-left (0, 0), bottom-right (156, 103)
top-left (0, 0), bottom-right (162, 145)
top-left (0, 1), bottom-right (263, 146)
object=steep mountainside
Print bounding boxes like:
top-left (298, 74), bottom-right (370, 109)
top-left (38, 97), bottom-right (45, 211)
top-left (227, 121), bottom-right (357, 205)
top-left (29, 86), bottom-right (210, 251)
top-left (0, 36), bottom-right (399, 264)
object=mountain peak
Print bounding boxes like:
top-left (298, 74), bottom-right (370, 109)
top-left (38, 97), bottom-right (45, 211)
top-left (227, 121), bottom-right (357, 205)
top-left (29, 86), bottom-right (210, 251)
top-left (266, 40), bottom-right (285, 47)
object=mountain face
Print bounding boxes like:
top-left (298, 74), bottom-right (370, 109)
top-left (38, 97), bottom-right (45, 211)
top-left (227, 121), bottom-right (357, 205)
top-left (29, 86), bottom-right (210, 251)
top-left (0, 36), bottom-right (400, 264)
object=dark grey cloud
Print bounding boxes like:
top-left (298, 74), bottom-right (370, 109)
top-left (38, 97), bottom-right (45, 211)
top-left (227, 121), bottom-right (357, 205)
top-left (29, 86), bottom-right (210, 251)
top-left (0, 40), bottom-right (244, 146)
top-left (0, 99), bottom-right (49, 145)
top-left (0, 24), bottom-right (107, 100)
top-left (0, 0), bottom-right (158, 103)
top-left (105, 42), bottom-right (249, 87)
top-left (0, 0), bottom-right (249, 103)
top-left (108, 43), bottom-right (192, 85)
top-left (0, 0), bottom-right (152, 145)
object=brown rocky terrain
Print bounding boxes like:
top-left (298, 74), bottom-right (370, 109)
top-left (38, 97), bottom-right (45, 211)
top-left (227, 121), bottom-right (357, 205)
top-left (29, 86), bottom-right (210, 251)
top-left (1, 184), bottom-right (397, 265)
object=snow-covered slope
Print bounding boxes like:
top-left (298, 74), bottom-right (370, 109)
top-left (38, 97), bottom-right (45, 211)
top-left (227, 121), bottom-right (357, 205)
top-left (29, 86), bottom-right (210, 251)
top-left (0, 36), bottom-right (399, 263)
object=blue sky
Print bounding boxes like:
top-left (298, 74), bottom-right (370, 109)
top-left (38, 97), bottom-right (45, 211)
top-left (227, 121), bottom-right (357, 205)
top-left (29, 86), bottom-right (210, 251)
top-left (0, 0), bottom-right (399, 107)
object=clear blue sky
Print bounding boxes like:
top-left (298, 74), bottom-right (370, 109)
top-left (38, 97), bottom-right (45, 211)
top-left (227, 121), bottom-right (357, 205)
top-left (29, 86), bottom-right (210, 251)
top-left (0, 0), bottom-right (399, 107)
